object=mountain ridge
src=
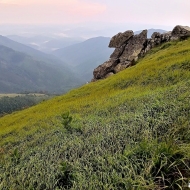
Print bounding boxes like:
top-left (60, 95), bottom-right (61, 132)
top-left (6, 35), bottom-right (84, 53)
top-left (53, 36), bottom-right (114, 81)
top-left (0, 44), bottom-right (83, 93)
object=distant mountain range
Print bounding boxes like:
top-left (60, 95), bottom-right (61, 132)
top-left (0, 35), bottom-right (79, 64)
top-left (135, 29), bottom-right (167, 38)
top-left (7, 35), bottom-right (84, 53)
top-left (0, 28), bottom-right (167, 93)
top-left (0, 36), bottom-right (84, 94)
top-left (6, 35), bottom-right (112, 81)
top-left (52, 29), bottom-right (167, 81)
top-left (53, 37), bottom-right (114, 81)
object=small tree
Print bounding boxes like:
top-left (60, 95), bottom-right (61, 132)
top-left (61, 111), bottom-right (73, 131)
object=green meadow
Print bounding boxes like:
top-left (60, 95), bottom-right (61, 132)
top-left (0, 39), bottom-right (190, 189)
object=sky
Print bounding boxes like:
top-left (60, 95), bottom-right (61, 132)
top-left (0, 0), bottom-right (190, 36)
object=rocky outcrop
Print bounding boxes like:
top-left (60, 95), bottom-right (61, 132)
top-left (92, 59), bottom-right (119, 80)
top-left (93, 30), bottom-right (147, 80)
top-left (92, 25), bottom-right (190, 81)
top-left (171, 25), bottom-right (190, 40)
top-left (109, 30), bottom-right (134, 48)
top-left (119, 30), bottom-right (147, 63)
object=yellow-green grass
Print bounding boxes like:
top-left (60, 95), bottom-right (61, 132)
top-left (0, 39), bottom-right (190, 146)
top-left (0, 39), bottom-right (190, 189)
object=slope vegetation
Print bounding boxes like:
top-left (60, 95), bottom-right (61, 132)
top-left (0, 39), bottom-right (190, 189)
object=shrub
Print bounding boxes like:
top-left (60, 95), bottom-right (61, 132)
top-left (56, 161), bottom-right (74, 189)
top-left (61, 112), bottom-right (73, 132)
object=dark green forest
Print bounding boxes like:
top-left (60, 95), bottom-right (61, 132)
top-left (0, 95), bottom-right (49, 117)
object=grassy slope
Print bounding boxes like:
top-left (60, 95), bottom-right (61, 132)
top-left (0, 39), bottom-right (190, 189)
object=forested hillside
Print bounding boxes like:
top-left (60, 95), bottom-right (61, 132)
top-left (0, 38), bottom-right (190, 189)
top-left (0, 94), bottom-right (50, 117)
top-left (0, 45), bottom-right (83, 93)
top-left (0, 36), bottom-right (85, 93)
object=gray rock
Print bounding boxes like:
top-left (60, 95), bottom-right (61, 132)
top-left (109, 30), bottom-right (134, 48)
top-left (110, 44), bottom-right (126, 59)
top-left (151, 32), bottom-right (161, 45)
top-left (114, 61), bottom-right (131, 73)
top-left (143, 39), bottom-right (152, 54)
top-left (119, 30), bottom-right (147, 63)
top-left (105, 72), bottom-right (114, 78)
top-left (92, 30), bottom-right (147, 81)
top-left (171, 25), bottom-right (190, 40)
top-left (161, 32), bottom-right (172, 42)
top-left (93, 59), bottom-right (119, 80)
top-left (151, 32), bottom-right (161, 39)
top-left (92, 25), bottom-right (190, 81)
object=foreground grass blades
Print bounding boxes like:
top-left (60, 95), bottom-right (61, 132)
top-left (0, 39), bottom-right (190, 189)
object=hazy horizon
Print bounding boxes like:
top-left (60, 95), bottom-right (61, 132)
top-left (0, 23), bottom-right (173, 39)
top-left (0, 0), bottom-right (189, 38)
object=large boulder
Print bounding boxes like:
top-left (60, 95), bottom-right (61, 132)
top-left (110, 44), bottom-right (126, 59)
top-left (161, 32), bottom-right (172, 42)
top-left (151, 32), bottom-right (162, 45)
top-left (92, 30), bottom-right (147, 81)
top-left (171, 25), bottom-right (190, 40)
top-left (109, 30), bottom-right (134, 48)
top-left (114, 61), bottom-right (132, 73)
top-left (119, 30), bottom-right (147, 63)
top-left (93, 59), bottom-right (119, 80)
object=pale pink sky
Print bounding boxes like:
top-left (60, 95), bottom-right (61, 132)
top-left (0, 0), bottom-right (189, 27)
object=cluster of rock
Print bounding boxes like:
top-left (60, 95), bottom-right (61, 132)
top-left (92, 25), bottom-right (190, 81)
